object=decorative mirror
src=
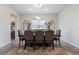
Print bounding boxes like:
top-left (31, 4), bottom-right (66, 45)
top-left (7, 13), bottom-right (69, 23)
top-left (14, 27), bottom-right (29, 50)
top-left (23, 20), bottom-right (31, 30)
top-left (45, 20), bottom-right (55, 30)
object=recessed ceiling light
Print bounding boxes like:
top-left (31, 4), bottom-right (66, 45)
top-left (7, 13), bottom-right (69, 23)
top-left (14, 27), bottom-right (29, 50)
top-left (34, 4), bottom-right (42, 8)
top-left (29, 8), bottom-right (32, 11)
top-left (45, 8), bottom-right (48, 11)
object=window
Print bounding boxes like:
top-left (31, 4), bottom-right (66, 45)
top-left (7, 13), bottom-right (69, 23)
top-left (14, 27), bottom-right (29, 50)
top-left (31, 19), bottom-right (46, 30)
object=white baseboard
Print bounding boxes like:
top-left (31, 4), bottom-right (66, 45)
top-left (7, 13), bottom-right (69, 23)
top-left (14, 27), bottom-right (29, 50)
top-left (62, 39), bottom-right (79, 48)
top-left (0, 40), bottom-right (11, 47)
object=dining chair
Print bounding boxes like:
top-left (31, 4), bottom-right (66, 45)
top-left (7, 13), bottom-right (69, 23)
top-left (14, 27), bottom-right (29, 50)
top-left (45, 30), bottom-right (54, 49)
top-left (24, 30), bottom-right (34, 49)
top-left (18, 30), bottom-right (25, 48)
top-left (35, 30), bottom-right (45, 49)
top-left (54, 29), bottom-right (61, 46)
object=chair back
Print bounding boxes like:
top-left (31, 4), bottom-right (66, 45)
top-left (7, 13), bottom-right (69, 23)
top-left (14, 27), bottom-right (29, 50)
top-left (56, 29), bottom-right (61, 37)
top-left (35, 30), bottom-right (44, 41)
top-left (24, 30), bottom-right (33, 41)
top-left (18, 30), bottom-right (20, 36)
top-left (18, 30), bottom-right (23, 39)
top-left (45, 30), bottom-right (54, 41)
top-left (18, 30), bottom-right (23, 35)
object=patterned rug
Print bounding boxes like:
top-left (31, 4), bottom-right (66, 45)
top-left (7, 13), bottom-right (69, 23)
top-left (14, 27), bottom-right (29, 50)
top-left (6, 46), bottom-right (72, 55)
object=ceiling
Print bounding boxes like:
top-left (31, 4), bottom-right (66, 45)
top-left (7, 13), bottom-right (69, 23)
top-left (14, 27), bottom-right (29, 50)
top-left (8, 4), bottom-right (67, 14)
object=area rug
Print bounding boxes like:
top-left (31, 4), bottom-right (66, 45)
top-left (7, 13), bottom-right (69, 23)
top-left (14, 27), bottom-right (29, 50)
top-left (6, 46), bottom-right (72, 55)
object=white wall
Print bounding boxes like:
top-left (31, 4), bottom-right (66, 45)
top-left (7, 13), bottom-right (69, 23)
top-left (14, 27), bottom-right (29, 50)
top-left (20, 14), bottom-right (57, 32)
top-left (57, 5), bottom-right (79, 48)
top-left (0, 5), bottom-right (20, 47)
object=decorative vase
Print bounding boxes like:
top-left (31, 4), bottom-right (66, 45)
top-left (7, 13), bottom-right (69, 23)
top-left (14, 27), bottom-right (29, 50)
top-left (48, 25), bottom-right (50, 30)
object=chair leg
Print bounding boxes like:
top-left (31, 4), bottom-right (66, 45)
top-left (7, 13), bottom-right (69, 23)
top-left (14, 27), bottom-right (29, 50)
top-left (58, 39), bottom-right (61, 46)
top-left (56, 40), bottom-right (57, 45)
top-left (24, 41), bottom-right (27, 49)
top-left (33, 41), bottom-right (36, 50)
top-left (19, 40), bottom-right (21, 48)
top-left (52, 40), bottom-right (54, 50)
top-left (22, 40), bottom-right (23, 44)
top-left (43, 37), bottom-right (45, 49)
top-left (43, 42), bottom-right (45, 49)
top-left (33, 37), bottom-right (35, 50)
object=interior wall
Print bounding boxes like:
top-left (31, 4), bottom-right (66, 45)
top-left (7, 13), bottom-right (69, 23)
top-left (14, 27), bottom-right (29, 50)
top-left (20, 14), bottom-right (57, 32)
top-left (57, 5), bottom-right (79, 48)
top-left (0, 5), bottom-right (20, 47)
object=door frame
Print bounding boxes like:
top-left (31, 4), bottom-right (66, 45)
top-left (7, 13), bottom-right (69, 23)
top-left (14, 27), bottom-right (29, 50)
top-left (11, 14), bottom-right (17, 40)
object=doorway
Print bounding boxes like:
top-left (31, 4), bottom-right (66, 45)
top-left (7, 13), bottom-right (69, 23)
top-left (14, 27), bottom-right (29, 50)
top-left (11, 14), bottom-right (16, 40)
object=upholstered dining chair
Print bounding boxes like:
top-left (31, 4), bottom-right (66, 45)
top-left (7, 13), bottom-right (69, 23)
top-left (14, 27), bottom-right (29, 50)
top-left (45, 30), bottom-right (54, 49)
top-left (35, 30), bottom-right (45, 49)
top-left (18, 30), bottom-right (25, 48)
top-left (54, 29), bottom-right (61, 46)
top-left (24, 30), bottom-right (34, 49)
